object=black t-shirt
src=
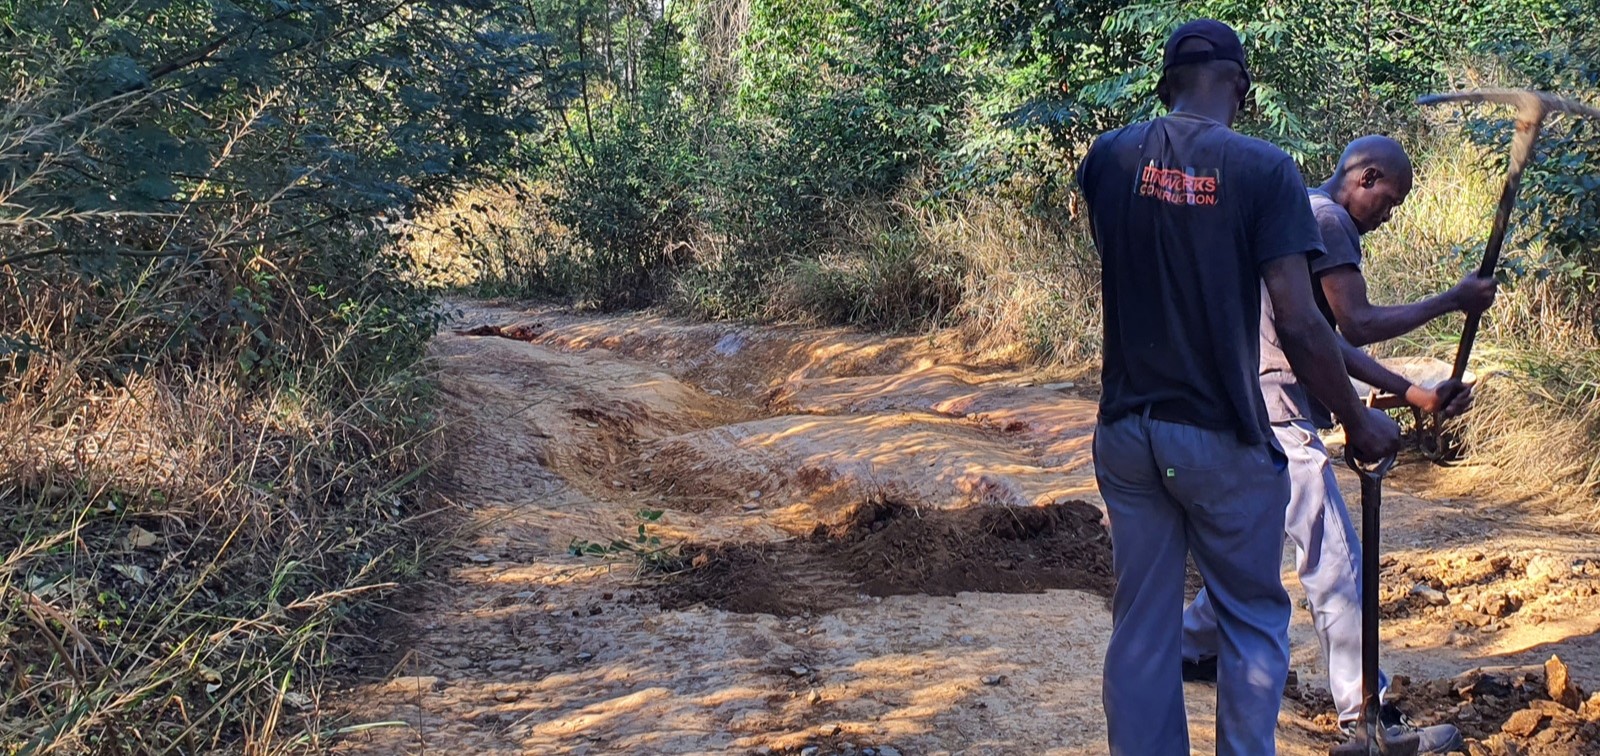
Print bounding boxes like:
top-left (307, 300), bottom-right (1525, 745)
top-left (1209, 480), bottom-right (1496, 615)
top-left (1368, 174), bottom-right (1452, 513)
top-left (1076, 112), bottom-right (1325, 445)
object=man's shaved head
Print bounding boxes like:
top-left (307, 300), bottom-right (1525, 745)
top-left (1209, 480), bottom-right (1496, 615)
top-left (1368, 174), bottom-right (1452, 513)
top-left (1329, 135), bottom-right (1414, 234)
top-left (1335, 135), bottom-right (1414, 185)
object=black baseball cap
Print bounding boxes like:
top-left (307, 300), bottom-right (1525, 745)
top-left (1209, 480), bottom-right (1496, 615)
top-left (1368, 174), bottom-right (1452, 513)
top-left (1161, 19), bottom-right (1249, 77)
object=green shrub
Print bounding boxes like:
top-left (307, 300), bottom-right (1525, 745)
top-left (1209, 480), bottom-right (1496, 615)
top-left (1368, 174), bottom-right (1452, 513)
top-left (1467, 9), bottom-right (1600, 324)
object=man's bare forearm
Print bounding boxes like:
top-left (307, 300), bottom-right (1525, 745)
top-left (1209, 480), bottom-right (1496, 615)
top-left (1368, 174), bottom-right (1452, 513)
top-left (1340, 341), bottom-right (1411, 397)
top-left (1339, 292), bottom-right (1457, 346)
top-left (1342, 340), bottom-right (1456, 411)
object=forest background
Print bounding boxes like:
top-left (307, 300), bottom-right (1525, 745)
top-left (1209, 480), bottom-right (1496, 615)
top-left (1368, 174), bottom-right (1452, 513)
top-left (2, 0), bottom-right (1598, 752)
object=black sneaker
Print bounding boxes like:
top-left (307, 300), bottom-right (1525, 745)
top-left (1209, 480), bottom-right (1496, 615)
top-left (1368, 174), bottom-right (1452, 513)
top-left (1339, 703), bottom-right (1464, 754)
top-left (1181, 655), bottom-right (1218, 683)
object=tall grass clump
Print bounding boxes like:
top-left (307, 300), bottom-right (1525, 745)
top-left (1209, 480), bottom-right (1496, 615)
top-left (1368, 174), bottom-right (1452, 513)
top-left (762, 200), bottom-right (964, 331)
top-left (0, 354), bottom-right (442, 754)
top-left (913, 197), bottom-right (1101, 365)
top-left (403, 182), bottom-right (589, 299)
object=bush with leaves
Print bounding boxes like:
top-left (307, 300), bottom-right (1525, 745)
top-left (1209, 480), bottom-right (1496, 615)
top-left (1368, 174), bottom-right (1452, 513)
top-left (954, 0), bottom-right (1571, 181)
top-left (544, 107), bottom-right (699, 309)
top-left (506, 0), bottom-right (973, 319)
top-left (1464, 7), bottom-right (1600, 316)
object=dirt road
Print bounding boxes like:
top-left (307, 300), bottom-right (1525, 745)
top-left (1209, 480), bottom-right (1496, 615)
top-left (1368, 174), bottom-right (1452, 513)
top-left (325, 301), bottom-right (1600, 755)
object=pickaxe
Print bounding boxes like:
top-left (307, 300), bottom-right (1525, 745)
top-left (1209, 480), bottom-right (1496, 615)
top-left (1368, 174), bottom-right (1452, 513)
top-left (1412, 88), bottom-right (1600, 458)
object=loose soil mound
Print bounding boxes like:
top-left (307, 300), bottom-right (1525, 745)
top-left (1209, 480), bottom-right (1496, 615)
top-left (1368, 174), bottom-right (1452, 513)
top-left (1381, 550), bottom-right (1600, 625)
top-left (1385, 659), bottom-right (1600, 755)
top-left (1284, 660), bottom-right (1600, 754)
top-left (655, 498), bottom-right (1113, 616)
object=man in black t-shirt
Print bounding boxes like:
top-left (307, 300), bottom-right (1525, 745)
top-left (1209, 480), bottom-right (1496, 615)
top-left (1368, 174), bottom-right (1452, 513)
top-left (1077, 20), bottom-right (1401, 755)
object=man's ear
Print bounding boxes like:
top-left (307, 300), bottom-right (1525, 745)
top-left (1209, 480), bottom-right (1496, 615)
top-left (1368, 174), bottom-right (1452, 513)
top-left (1156, 75), bottom-right (1172, 108)
top-left (1361, 166), bottom-right (1382, 188)
top-left (1235, 71), bottom-right (1252, 107)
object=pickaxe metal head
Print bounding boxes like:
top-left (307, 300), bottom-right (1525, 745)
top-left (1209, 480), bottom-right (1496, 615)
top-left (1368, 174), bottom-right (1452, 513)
top-left (1417, 87), bottom-right (1600, 127)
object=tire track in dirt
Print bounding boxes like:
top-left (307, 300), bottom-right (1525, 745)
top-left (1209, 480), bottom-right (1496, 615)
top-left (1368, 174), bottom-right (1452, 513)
top-left (322, 302), bottom-right (1600, 755)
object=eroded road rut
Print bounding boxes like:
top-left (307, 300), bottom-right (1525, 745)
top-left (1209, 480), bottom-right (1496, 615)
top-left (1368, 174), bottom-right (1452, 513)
top-left (327, 302), bottom-right (1600, 756)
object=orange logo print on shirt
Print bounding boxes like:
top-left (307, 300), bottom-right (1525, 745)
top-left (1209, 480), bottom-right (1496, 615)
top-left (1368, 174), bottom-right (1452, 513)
top-left (1137, 164), bottom-right (1219, 206)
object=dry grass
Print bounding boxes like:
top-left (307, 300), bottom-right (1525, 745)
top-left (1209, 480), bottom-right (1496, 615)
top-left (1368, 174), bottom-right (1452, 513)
top-left (1437, 362), bottom-right (1600, 514)
top-left (0, 336), bottom-right (447, 754)
top-left (762, 200), bottom-right (964, 331)
top-left (0, 78), bottom-right (451, 754)
top-left (913, 195), bottom-right (1101, 367)
top-left (403, 181), bottom-right (580, 296)
top-left (694, 189), bottom-right (1100, 350)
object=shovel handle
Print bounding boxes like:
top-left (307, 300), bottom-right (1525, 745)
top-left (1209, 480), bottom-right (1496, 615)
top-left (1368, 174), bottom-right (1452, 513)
top-left (1346, 451), bottom-right (1397, 481)
top-left (1334, 451), bottom-right (1420, 756)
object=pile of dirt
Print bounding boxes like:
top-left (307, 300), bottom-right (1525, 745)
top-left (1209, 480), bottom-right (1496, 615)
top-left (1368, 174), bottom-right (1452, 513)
top-left (1379, 548), bottom-right (1600, 635)
top-left (1386, 656), bottom-right (1600, 755)
top-left (456, 322), bottom-right (546, 341)
top-left (653, 498), bottom-right (1113, 616)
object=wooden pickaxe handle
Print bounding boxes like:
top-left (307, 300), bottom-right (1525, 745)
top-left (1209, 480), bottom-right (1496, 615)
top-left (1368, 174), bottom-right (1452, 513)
top-left (1449, 116), bottom-right (1542, 382)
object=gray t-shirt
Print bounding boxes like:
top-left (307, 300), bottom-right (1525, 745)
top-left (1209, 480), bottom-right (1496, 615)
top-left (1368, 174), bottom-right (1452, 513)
top-left (1259, 189), bottom-right (1363, 427)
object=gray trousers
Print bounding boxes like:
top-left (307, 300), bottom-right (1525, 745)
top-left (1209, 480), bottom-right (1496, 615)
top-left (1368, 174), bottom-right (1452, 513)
top-left (1181, 419), bottom-right (1387, 722)
top-left (1095, 413), bottom-right (1292, 756)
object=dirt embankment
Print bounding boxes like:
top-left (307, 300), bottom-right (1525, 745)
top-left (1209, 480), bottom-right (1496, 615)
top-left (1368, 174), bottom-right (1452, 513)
top-left (322, 303), bottom-right (1600, 755)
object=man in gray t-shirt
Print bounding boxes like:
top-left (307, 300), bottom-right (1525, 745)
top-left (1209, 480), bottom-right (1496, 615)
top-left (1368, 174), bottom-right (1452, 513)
top-left (1180, 136), bottom-right (1496, 755)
